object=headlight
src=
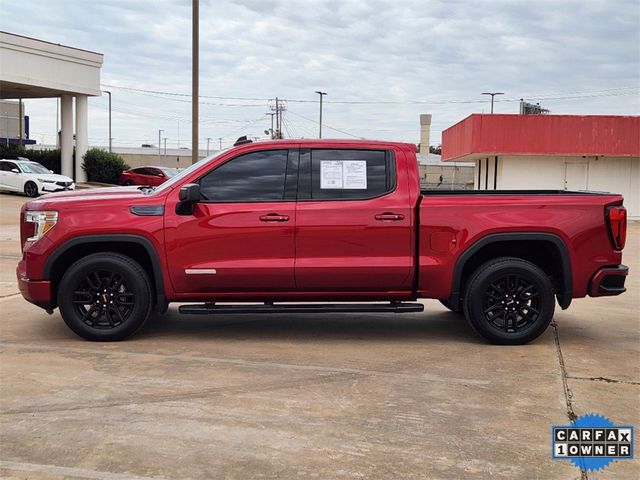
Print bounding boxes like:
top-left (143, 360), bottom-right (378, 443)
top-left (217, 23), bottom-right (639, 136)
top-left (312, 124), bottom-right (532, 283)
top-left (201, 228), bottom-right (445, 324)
top-left (37, 178), bottom-right (55, 183)
top-left (24, 211), bottom-right (58, 242)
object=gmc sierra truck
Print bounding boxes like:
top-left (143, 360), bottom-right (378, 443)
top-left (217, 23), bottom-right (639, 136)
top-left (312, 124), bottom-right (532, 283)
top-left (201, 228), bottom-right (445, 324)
top-left (17, 139), bottom-right (628, 344)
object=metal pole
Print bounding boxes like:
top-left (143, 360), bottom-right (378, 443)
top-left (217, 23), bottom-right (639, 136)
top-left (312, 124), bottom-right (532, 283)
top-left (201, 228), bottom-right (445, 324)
top-left (158, 129), bottom-right (163, 161)
top-left (315, 91), bottom-right (327, 138)
top-left (206, 137), bottom-right (211, 155)
top-left (56, 98), bottom-right (59, 148)
top-left (163, 137), bottom-right (167, 155)
top-left (275, 97), bottom-right (279, 139)
top-left (192, 0), bottom-right (199, 164)
top-left (481, 92), bottom-right (504, 114)
top-left (266, 113), bottom-right (275, 139)
top-left (103, 90), bottom-right (112, 152)
top-left (218, 137), bottom-right (222, 150)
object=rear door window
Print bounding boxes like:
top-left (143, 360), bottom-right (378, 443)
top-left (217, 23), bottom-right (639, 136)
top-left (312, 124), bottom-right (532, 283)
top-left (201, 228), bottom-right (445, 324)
top-left (301, 149), bottom-right (395, 200)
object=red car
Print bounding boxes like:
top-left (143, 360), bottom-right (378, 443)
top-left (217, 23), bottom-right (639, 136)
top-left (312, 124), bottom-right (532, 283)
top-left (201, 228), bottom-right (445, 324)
top-left (119, 166), bottom-right (179, 186)
top-left (17, 139), bottom-right (628, 344)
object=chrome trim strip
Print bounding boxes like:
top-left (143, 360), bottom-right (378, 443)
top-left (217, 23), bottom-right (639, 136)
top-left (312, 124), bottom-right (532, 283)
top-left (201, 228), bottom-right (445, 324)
top-left (185, 268), bottom-right (217, 275)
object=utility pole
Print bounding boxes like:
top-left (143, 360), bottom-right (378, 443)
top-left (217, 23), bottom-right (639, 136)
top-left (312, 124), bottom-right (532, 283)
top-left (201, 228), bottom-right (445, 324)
top-left (269, 99), bottom-right (286, 139)
top-left (315, 91), bottom-right (327, 138)
top-left (158, 129), bottom-right (164, 161)
top-left (481, 92), bottom-right (504, 114)
top-left (103, 90), bottom-right (112, 151)
top-left (192, 0), bottom-right (199, 164)
top-left (206, 137), bottom-right (212, 155)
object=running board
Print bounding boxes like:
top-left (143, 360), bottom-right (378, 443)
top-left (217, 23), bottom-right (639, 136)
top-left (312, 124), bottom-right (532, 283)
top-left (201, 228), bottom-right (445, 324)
top-left (178, 302), bottom-right (424, 315)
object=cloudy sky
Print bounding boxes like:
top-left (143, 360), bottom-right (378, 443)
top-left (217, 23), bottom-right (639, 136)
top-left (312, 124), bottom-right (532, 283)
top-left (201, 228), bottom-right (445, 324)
top-left (1, 0), bottom-right (639, 150)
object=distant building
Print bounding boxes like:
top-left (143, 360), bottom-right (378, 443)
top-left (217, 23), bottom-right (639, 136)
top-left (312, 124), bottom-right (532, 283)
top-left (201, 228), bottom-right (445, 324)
top-left (442, 114), bottom-right (640, 218)
top-left (417, 114), bottom-right (474, 189)
top-left (0, 100), bottom-right (35, 145)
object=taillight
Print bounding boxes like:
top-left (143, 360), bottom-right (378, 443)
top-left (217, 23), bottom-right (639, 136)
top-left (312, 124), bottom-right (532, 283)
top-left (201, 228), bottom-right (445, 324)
top-left (607, 206), bottom-right (627, 251)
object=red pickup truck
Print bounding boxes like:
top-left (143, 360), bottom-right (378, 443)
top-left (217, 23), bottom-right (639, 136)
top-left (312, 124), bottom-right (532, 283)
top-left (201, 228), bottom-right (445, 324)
top-left (17, 139), bottom-right (628, 344)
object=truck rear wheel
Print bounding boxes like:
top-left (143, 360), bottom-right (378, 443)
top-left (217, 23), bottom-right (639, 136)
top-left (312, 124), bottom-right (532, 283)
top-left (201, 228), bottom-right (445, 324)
top-left (463, 257), bottom-right (555, 345)
top-left (57, 253), bottom-right (153, 341)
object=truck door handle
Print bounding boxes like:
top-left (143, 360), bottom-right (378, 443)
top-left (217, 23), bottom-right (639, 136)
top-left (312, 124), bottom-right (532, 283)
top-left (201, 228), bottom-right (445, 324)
top-left (259, 213), bottom-right (289, 222)
top-left (375, 213), bottom-right (405, 222)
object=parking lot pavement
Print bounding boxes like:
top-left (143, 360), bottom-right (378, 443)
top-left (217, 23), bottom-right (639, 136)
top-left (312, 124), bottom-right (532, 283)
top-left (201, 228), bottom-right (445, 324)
top-left (0, 192), bottom-right (638, 479)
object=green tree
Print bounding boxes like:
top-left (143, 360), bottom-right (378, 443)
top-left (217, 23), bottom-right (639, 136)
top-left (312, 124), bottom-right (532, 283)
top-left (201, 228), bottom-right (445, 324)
top-left (82, 148), bottom-right (130, 184)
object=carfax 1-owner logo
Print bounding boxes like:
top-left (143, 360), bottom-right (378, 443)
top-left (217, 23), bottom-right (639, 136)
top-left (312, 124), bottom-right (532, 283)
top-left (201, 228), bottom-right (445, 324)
top-left (552, 414), bottom-right (634, 472)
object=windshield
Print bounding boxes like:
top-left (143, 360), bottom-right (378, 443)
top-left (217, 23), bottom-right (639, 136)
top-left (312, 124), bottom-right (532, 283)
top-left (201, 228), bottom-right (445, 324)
top-left (160, 167), bottom-right (179, 177)
top-left (153, 149), bottom-right (230, 194)
top-left (19, 162), bottom-right (50, 174)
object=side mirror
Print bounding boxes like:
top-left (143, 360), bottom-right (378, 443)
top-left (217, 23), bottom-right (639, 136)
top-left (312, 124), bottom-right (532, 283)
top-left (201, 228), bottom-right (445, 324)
top-left (179, 183), bottom-right (200, 202)
top-left (11, 168), bottom-right (19, 173)
top-left (177, 183), bottom-right (200, 215)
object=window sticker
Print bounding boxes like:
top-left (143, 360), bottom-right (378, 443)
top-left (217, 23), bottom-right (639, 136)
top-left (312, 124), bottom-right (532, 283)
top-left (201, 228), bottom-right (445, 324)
top-left (343, 160), bottom-right (367, 189)
top-left (320, 160), bottom-right (367, 189)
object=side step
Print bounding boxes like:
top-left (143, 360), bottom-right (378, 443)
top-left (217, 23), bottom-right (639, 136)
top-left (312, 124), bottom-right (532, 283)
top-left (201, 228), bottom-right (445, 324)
top-left (178, 302), bottom-right (424, 315)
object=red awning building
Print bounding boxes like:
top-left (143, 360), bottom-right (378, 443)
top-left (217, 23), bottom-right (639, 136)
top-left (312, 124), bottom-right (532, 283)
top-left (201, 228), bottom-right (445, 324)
top-left (442, 114), bottom-right (640, 217)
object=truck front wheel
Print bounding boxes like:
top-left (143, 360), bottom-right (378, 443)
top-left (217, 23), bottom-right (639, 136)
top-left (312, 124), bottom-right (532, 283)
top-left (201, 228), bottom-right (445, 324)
top-left (58, 253), bottom-right (153, 341)
top-left (463, 257), bottom-right (555, 345)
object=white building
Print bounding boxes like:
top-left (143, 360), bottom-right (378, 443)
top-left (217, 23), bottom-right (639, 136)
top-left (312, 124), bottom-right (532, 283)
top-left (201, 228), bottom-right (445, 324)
top-left (442, 114), bottom-right (640, 218)
top-left (0, 31), bottom-right (104, 182)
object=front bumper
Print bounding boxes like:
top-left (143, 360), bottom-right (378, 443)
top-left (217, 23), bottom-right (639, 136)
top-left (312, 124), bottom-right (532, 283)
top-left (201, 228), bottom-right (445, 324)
top-left (17, 260), bottom-right (52, 311)
top-left (588, 265), bottom-right (628, 297)
top-left (40, 182), bottom-right (75, 193)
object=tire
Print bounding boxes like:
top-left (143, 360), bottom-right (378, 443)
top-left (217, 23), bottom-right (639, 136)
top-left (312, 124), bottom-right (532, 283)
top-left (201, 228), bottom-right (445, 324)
top-left (463, 257), bottom-right (555, 345)
top-left (24, 181), bottom-right (39, 197)
top-left (57, 253), bottom-right (153, 341)
top-left (439, 298), bottom-right (462, 314)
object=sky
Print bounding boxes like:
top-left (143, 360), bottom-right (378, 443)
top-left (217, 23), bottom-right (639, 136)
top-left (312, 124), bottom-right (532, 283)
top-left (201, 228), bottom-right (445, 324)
top-left (1, 0), bottom-right (639, 150)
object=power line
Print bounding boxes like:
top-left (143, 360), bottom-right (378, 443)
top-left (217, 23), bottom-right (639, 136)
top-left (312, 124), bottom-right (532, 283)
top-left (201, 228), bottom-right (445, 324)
top-left (100, 83), bottom-right (638, 106)
top-left (287, 110), bottom-right (363, 139)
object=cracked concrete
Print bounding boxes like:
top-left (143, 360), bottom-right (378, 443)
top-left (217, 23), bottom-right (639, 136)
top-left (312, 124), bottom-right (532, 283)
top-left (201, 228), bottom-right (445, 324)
top-left (0, 193), bottom-right (638, 479)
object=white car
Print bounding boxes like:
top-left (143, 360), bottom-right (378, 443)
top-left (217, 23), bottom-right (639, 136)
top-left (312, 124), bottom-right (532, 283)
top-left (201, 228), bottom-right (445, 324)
top-left (0, 157), bottom-right (75, 197)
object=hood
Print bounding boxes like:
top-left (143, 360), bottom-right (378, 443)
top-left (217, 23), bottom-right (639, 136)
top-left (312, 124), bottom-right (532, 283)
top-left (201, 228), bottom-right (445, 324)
top-left (26, 186), bottom-right (157, 209)
top-left (28, 173), bottom-right (74, 183)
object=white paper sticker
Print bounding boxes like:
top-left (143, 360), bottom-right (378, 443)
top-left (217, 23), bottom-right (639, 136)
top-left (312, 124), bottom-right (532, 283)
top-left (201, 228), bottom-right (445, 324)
top-left (342, 160), bottom-right (367, 189)
top-left (320, 161), bottom-right (344, 189)
top-left (320, 160), bottom-right (367, 189)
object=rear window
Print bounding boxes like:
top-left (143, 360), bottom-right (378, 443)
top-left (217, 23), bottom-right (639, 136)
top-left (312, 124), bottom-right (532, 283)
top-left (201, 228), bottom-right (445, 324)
top-left (308, 149), bottom-right (394, 200)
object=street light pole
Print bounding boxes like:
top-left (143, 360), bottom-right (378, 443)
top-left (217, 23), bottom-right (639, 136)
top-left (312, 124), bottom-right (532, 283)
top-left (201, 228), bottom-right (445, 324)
top-left (192, 0), bottom-right (199, 164)
top-left (315, 91), bottom-right (327, 138)
top-left (158, 129), bottom-right (164, 161)
top-left (103, 90), bottom-right (112, 152)
top-left (481, 92), bottom-right (504, 114)
top-left (206, 137), bottom-right (211, 155)
top-left (266, 112), bottom-right (276, 139)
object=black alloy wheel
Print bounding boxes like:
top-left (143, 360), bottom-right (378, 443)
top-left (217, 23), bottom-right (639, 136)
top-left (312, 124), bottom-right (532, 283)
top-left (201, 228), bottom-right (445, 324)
top-left (482, 273), bottom-right (540, 333)
top-left (463, 257), bottom-right (555, 345)
top-left (58, 253), bottom-right (152, 341)
top-left (72, 270), bottom-right (135, 329)
top-left (24, 181), bottom-right (39, 197)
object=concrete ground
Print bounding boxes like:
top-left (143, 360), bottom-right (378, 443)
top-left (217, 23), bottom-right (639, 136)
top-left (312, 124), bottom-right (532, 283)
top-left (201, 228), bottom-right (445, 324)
top-left (0, 191), bottom-right (638, 480)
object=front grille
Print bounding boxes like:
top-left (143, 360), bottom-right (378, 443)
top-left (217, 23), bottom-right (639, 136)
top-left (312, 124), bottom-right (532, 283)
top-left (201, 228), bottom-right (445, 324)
top-left (56, 181), bottom-right (72, 187)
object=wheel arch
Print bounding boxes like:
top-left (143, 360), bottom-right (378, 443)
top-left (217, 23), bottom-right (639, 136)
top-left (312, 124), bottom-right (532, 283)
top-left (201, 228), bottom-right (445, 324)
top-left (449, 233), bottom-right (572, 310)
top-left (44, 234), bottom-right (167, 312)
